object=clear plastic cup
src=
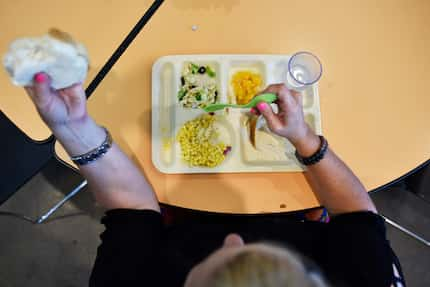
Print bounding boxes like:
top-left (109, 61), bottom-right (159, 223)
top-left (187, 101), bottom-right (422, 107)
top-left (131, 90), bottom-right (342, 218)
top-left (286, 51), bottom-right (322, 91)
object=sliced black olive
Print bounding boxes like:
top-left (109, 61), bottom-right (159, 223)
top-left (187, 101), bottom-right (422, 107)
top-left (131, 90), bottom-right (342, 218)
top-left (190, 85), bottom-right (196, 89)
top-left (198, 66), bottom-right (206, 74)
top-left (180, 76), bottom-right (185, 86)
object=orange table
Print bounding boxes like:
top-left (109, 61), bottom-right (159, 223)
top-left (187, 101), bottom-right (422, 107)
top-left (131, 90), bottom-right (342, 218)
top-left (3, 0), bottom-right (430, 213)
top-left (0, 0), bottom-right (149, 140)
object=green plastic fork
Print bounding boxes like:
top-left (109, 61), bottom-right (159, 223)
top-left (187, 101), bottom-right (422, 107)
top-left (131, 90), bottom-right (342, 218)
top-left (202, 93), bottom-right (277, 113)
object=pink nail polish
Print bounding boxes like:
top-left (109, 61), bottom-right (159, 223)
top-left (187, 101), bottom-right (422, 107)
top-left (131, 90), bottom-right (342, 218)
top-left (256, 102), bottom-right (268, 111)
top-left (34, 73), bottom-right (47, 83)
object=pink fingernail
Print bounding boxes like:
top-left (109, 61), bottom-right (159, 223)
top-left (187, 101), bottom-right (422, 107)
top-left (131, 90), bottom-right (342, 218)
top-left (256, 102), bottom-right (268, 111)
top-left (34, 73), bottom-right (47, 83)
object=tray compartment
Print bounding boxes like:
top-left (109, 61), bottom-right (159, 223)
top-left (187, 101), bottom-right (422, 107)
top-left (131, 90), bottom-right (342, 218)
top-left (176, 60), bottom-right (223, 108)
top-left (156, 61), bottom-right (176, 167)
top-left (272, 59), bottom-right (314, 108)
top-left (227, 60), bottom-right (267, 105)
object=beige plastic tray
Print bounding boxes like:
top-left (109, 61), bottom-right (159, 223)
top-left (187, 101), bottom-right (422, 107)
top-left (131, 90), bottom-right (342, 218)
top-left (152, 55), bottom-right (322, 174)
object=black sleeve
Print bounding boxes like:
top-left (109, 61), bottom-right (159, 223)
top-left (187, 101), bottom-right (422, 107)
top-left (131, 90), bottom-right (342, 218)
top-left (323, 212), bottom-right (400, 287)
top-left (89, 209), bottom-right (164, 287)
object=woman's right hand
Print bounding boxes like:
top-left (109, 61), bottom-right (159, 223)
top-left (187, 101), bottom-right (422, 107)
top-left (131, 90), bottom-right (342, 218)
top-left (255, 85), bottom-right (377, 216)
top-left (254, 84), bottom-right (308, 144)
top-left (254, 83), bottom-right (320, 156)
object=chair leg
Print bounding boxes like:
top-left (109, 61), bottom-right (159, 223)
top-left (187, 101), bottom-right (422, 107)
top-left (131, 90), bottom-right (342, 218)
top-left (36, 180), bottom-right (88, 224)
top-left (382, 215), bottom-right (430, 247)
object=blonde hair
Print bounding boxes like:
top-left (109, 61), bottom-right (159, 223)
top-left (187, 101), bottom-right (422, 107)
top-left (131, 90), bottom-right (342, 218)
top-left (207, 245), bottom-right (329, 287)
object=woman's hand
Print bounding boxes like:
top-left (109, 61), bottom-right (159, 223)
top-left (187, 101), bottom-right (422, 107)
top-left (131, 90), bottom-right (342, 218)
top-left (253, 83), bottom-right (320, 156)
top-left (24, 72), bottom-right (105, 156)
top-left (255, 84), bottom-right (377, 215)
top-left (24, 72), bottom-right (87, 130)
top-left (23, 74), bottom-right (160, 212)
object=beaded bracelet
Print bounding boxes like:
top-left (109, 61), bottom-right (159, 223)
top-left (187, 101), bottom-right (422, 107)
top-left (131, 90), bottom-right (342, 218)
top-left (295, 135), bottom-right (328, 166)
top-left (70, 127), bottom-right (113, 166)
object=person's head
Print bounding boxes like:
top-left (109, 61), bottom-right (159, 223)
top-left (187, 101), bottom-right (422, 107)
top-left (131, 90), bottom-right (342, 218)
top-left (184, 233), bottom-right (328, 287)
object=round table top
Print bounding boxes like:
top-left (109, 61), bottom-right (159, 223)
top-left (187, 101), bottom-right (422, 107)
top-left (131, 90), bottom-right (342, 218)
top-left (3, 0), bottom-right (430, 213)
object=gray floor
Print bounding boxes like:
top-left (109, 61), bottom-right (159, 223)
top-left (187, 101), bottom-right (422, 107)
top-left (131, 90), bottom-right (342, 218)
top-left (0, 159), bottom-right (429, 287)
top-left (0, 161), bottom-right (104, 287)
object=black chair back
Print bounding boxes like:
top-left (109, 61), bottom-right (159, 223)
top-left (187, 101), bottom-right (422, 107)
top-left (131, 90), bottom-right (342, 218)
top-left (1, 110), bottom-right (54, 204)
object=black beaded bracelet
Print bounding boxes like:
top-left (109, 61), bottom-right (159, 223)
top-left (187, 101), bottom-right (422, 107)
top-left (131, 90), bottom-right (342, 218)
top-left (295, 135), bottom-right (328, 166)
top-left (70, 127), bottom-right (113, 166)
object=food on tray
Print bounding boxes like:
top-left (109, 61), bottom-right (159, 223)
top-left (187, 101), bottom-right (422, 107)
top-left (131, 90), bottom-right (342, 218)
top-left (3, 28), bottom-right (89, 89)
top-left (248, 114), bottom-right (258, 148)
top-left (177, 114), bottom-right (231, 167)
top-left (178, 62), bottom-right (218, 108)
top-left (231, 70), bottom-right (262, 105)
top-left (242, 114), bottom-right (289, 162)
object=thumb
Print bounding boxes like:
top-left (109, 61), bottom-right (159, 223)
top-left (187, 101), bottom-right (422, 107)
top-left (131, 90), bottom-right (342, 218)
top-left (256, 102), bottom-right (283, 133)
top-left (31, 72), bottom-right (53, 107)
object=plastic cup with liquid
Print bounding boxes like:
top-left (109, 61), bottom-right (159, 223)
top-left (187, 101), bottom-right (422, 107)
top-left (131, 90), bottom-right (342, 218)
top-left (286, 51), bottom-right (322, 91)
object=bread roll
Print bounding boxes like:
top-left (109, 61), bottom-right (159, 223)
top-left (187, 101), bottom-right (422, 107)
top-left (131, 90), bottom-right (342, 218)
top-left (3, 28), bottom-right (89, 89)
